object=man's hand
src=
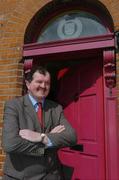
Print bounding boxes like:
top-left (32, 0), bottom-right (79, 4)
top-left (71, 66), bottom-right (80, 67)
top-left (19, 129), bottom-right (43, 142)
top-left (41, 125), bottom-right (65, 145)
top-left (50, 125), bottom-right (65, 133)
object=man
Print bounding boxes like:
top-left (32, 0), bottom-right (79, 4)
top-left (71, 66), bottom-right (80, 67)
top-left (2, 66), bottom-right (77, 180)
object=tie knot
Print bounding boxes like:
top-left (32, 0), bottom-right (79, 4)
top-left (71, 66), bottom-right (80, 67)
top-left (38, 102), bottom-right (42, 107)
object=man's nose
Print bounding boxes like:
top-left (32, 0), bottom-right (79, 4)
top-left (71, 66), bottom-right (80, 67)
top-left (40, 82), bottom-right (45, 88)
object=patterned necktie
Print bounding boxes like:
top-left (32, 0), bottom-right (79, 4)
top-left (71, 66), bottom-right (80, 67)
top-left (37, 103), bottom-right (43, 127)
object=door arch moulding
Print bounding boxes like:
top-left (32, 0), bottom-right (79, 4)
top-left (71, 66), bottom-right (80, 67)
top-left (24, 0), bottom-right (114, 44)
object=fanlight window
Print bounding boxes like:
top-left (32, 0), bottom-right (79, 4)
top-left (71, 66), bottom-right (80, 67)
top-left (37, 11), bottom-right (108, 43)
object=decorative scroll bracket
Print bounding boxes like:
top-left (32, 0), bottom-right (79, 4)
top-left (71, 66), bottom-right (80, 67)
top-left (22, 58), bottom-right (33, 94)
top-left (24, 58), bottom-right (33, 74)
top-left (103, 49), bottom-right (116, 94)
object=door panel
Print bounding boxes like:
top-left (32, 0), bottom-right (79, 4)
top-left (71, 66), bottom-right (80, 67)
top-left (57, 58), bottom-right (105, 180)
top-left (80, 95), bottom-right (97, 141)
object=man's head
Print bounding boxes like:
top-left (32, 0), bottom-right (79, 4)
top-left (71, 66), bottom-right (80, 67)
top-left (25, 66), bottom-right (50, 102)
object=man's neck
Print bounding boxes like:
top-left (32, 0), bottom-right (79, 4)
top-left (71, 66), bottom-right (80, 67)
top-left (28, 93), bottom-right (44, 104)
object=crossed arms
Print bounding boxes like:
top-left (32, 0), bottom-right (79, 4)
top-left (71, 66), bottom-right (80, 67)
top-left (2, 99), bottom-right (77, 156)
top-left (19, 125), bottom-right (65, 145)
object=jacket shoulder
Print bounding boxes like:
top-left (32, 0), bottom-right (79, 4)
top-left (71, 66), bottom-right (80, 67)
top-left (5, 96), bottom-right (24, 107)
top-left (45, 99), bottom-right (61, 108)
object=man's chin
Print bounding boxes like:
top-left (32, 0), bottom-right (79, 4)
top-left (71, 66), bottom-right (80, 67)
top-left (37, 95), bottom-right (45, 101)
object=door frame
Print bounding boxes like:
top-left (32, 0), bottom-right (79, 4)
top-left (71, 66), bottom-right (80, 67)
top-left (22, 33), bottom-right (118, 180)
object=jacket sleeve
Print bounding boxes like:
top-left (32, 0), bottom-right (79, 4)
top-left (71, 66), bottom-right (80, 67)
top-left (46, 104), bottom-right (77, 147)
top-left (2, 100), bottom-right (45, 156)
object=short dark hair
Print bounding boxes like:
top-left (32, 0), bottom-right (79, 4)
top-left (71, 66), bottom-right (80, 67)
top-left (25, 66), bottom-right (49, 82)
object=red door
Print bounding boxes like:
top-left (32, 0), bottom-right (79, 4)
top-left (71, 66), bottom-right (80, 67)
top-left (57, 57), bottom-right (105, 180)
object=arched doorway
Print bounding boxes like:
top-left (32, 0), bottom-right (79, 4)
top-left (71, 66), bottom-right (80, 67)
top-left (23, 1), bottom-right (118, 179)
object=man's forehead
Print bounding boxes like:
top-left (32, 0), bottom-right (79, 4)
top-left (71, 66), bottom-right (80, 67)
top-left (33, 71), bottom-right (50, 79)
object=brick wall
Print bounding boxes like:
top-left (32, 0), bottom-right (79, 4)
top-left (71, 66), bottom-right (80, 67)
top-left (0, 0), bottom-right (119, 177)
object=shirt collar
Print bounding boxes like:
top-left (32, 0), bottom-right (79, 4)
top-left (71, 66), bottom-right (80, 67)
top-left (28, 94), bottom-right (45, 110)
top-left (28, 94), bottom-right (38, 107)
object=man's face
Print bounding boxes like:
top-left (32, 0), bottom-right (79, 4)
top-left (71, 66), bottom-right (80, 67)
top-left (26, 71), bottom-right (51, 102)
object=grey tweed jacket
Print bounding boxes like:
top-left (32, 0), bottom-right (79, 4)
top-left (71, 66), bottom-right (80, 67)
top-left (2, 94), bottom-right (77, 180)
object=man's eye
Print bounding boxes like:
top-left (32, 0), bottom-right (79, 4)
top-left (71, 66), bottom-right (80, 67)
top-left (36, 81), bottom-right (42, 84)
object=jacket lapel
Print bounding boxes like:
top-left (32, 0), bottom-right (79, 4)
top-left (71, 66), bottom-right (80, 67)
top-left (23, 94), bottom-right (42, 131)
top-left (43, 100), bottom-right (53, 132)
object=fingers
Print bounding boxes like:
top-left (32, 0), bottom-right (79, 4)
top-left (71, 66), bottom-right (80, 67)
top-left (50, 125), bottom-right (65, 133)
top-left (19, 129), bottom-right (28, 136)
top-left (19, 129), bottom-right (30, 140)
